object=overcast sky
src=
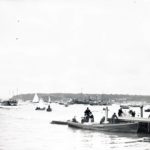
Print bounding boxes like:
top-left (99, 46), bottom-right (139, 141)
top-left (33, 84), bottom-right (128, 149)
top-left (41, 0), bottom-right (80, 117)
top-left (0, 0), bottom-right (150, 98)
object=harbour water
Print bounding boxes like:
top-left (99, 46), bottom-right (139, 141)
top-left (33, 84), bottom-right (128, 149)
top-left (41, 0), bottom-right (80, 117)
top-left (0, 102), bottom-right (150, 150)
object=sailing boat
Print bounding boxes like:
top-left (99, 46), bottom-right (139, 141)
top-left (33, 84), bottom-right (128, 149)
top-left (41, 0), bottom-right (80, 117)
top-left (46, 96), bottom-right (52, 112)
top-left (35, 98), bottom-right (46, 110)
top-left (48, 96), bottom-right (51, 103)
top-left (32, 93), bottom-right (39, 103)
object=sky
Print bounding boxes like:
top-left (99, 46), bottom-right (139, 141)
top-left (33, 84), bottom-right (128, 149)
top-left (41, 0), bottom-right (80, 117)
top-left (0, 0), bottom-right (150, 98)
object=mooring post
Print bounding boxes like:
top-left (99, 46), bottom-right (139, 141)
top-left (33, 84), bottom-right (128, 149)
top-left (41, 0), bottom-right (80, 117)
top-left (104, 106), bottom-right (109, 123)
top-left (140, 105), bottom-right (143, 118)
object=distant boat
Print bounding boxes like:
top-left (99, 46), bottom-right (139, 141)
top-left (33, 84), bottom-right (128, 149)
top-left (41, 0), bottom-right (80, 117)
top-left (64, 103), bottom-right (68, 107)
top-left (144, 105), bottom-right (150, 112)
top-left (120, 105), bottom-right (130, 109)
top-left (129, 104), bottom-right (142, 107)
top-left (0, 99), bottom-right (18, 109)
top-left (46, 104), bottom-right (52, 112)
top-left (51, 120), bottom-right (68, 125)
top-left (45, 96), bottom-right (52, 112)
top-left (32, 93), bottom-right (39, 103)
top-left (48, 96), bottom-right (51, 103)
top-left (1, 99), bottom-right (18, 106)
top-left (58, 101), bottom-right (64, 105)
top-left (145, 108), bottom-right (150, 112)
top-left (35, 98), bottom-right (46, 110)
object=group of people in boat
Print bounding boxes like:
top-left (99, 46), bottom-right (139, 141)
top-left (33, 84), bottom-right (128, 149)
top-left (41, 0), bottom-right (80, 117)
top-left (72, 107), bottom-right (94, 123)
top-left (72, 106), bottom-right (137, 124)
top-left (35, 104), bottom-right (52, 112)
top-left (83, 107), bottom-right (94, 123)
top-left (118, 107), bottom-right (136, 117)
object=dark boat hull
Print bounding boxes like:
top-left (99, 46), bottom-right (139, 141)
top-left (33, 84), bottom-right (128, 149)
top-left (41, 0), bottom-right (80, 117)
top-left (120, 105), bottom-right (130, 109)
top-left (35, 107), bottom-right (46, 110)
top-left (51, 120), bottom-right (68, 125)
top-left (1, 100), bottom-right (18, 106)
top-left (68, 121), bottom-right (138, 133)
top-left (145, 109), bottom-right (150, 112)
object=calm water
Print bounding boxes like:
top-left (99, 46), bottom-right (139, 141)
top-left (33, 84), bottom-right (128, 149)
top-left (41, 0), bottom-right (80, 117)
top-left (0, 102), bottom-right (150, 150)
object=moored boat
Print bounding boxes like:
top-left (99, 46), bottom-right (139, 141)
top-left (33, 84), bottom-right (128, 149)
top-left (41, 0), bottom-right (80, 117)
top-left (0, 99), bottom-right (18, 109)
top-left (35, 107), bottom-right (45, 110)
top-left (46, 104), bottom-right (52, 112)
top-left (145, 108), bottom-right (150, 112)
top-left (67, 121), bottom-right (138, 133)
top-left (120, 105), bottom-right (130, 109)
top-left (51, 120), bottom-right (68, 125)
top-left (1, 99), bottom-right (18, 106)
top-left (35, 98), bottom-right (46, 110)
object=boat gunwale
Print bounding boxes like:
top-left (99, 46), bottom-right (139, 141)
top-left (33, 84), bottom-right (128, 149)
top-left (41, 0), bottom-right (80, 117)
top-left (67, 121), bottom-right (138, 133)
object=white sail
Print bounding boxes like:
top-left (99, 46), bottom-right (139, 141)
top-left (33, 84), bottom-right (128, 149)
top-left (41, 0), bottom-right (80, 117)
top-left (48, 96), bottom-right (51, 103)
top-left (37, 98), bottom-right (45, 109)
top-left (32, 94), bottom-right (39, 103)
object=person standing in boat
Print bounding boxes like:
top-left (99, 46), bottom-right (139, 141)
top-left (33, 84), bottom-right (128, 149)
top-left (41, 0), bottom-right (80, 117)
top-left (111, 113), bottom-right (118, 123)
top-left (129, 110), bottom-right (136, 117)
top-left (84, 107), bottom-right (92, 122)
top-left (46, 104), bottom-right (52, 112)
top-left (118, 107), bottom-right (123, 117)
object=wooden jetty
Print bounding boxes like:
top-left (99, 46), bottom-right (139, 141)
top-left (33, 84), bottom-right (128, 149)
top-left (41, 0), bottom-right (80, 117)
top-left (116, 117), bottom-right (150, 134)
top-left (108, 105), bottom-right (150, 134)
top-left (117, 117), bottom-right (150, 123)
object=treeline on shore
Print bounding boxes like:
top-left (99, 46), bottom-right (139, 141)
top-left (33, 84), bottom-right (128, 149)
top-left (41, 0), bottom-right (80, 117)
top-left (12, 93), bottom-right (150, 104)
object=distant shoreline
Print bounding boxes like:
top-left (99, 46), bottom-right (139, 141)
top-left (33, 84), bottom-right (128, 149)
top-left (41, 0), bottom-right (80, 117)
top-left (10, 93), bottom-right (150, 104)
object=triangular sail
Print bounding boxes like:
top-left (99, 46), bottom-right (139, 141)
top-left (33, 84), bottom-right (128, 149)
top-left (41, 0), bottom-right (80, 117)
top-left (37, 98), bottom-right (45, 108)
top-left (32, 94), bottom-right (39, 103)
top-left (48, 96), bottom-right (51, 103)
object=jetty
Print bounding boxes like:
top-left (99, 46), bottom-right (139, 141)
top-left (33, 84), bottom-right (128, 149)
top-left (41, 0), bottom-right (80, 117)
top-left (108, 105), bottom-right (150, 134)
top-left (118, 117), bottom-right (150, 123)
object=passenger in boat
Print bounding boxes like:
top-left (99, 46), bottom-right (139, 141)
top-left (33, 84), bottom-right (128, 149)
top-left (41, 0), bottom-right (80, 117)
top-left (84, 107), bottom-right (92, 122)
top-left (89, 113), bottom-right (94, 122)
top-left (100, 116), bottom-right (105, 124)
top-left (35, 107), bottom-right (39, 110)
top-left (111, 113), bottom-right (118, 123)
top-left (81, 107), bottom-right (94, 123)
top-left (131, 111), bottom-right (136, 117)
top-left (46, 105), bottom-right (52, 112)
top-left (84, 107), bottom-right (91, 117)
top-left (129, 110), bottom-right (136, 117)
top-left (72, 116), bottom-right (78, 123)
top-left (81, 113), bottom-right (94, 123)
top-left (118, 108), bottom-right (123, 117)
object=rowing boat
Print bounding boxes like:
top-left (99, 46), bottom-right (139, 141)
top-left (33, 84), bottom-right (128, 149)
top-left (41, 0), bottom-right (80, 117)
top-left (51, 120), bottom-right (68, 125)
top-left (67, 121), bottom-right (138, 133)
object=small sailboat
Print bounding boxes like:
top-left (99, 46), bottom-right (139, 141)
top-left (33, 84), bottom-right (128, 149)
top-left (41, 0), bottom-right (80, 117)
top-left (48, 96), bottom-right (51, 103)
top-left (46, 96), bottom-right (52, 112)
top-left (32, 93), bottom-right (39, 103)
top-left (35, 98), bottom-right (46, 110)
top-left (64, 103), bottom-right (68, 107)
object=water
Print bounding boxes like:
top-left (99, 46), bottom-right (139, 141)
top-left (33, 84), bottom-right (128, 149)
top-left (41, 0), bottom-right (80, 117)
top-left (0, 102), bottom-right (150, 150)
